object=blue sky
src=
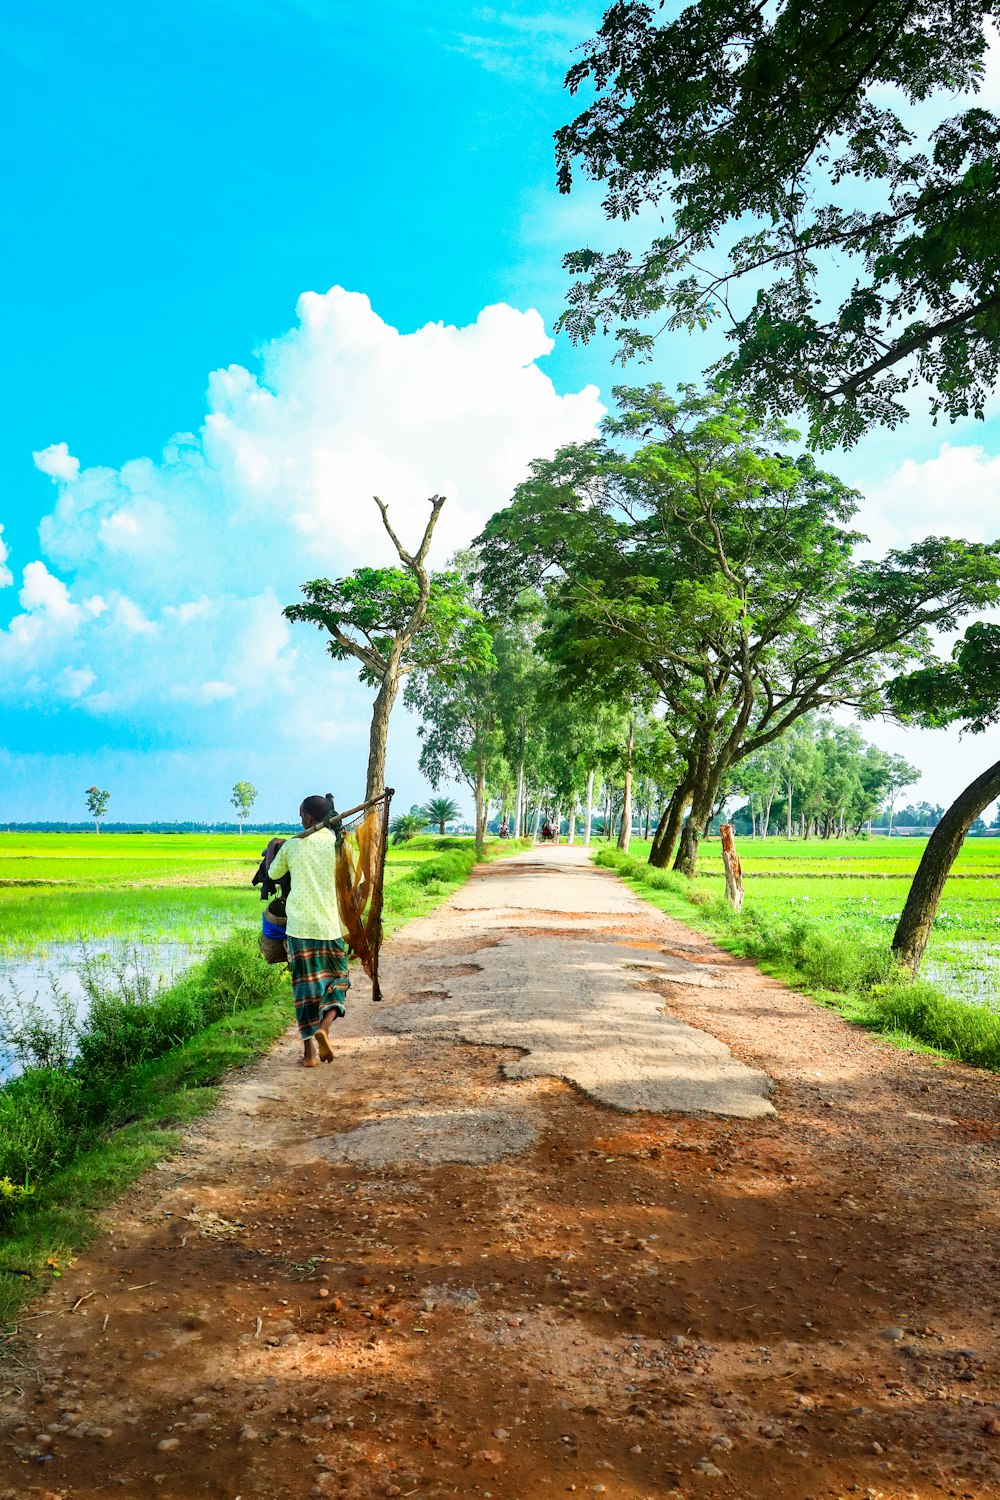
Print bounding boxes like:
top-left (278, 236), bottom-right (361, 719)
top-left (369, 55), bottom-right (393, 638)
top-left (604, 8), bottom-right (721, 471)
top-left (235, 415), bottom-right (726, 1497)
top-left (2, 1), bottom-right (999, 824)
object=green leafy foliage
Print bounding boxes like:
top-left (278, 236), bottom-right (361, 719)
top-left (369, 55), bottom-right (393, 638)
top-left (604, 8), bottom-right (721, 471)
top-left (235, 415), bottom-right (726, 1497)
top-left (284, 568), bottom-right (489, 687)
top-left (556, 0), bottom-right (1000, 447)
top-left (0, 1176), bottom-right (35, 1224)
top-left (479, 384), bottom-right (1000, 870)
top-left (230, 780), bottom-right (257, 828)
top-left (888, 620), bottom-right (1000, 733)
top-left (84, 786), bottom-right (110, 828)
top-left (390, 808), bottom-right (428, 845)
top-left (423, 796), bottom-right (461, 834)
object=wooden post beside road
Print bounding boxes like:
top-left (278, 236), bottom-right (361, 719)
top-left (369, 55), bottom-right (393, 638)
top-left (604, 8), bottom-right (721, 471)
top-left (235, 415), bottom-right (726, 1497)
top-left (719, 823), bottom-right (744, 912)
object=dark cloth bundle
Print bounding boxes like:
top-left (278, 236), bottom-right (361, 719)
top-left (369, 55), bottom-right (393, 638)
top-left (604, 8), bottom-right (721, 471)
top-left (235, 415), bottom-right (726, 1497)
top-left (252, 837), bottom-right (290, 902)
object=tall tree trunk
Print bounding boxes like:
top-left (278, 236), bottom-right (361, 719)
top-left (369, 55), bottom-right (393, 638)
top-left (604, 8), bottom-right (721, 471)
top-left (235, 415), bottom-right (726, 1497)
top-left (617, 719), bottom-right (635, 852)
top-left (649, 782), bottom-right (692, 869)
top-left (643, 800), bottom-right (651, 840)
top-left (786, 780), bottom-right (793, 839)
top-left (514, 759), bottom-right (525, 839)
top-left (531, 799), bottom-right (543, 839)
top-left (763, 790), bottom-right (773, 839)
top-left (892, 758), bottom-right (1000, 973)
top-left (673, 761), bottom-right (720, 877)
top-left (474, 762), bottom-right (487, 853)
top-left (366, 664), bottom-right (400, 799)
top-left (567, 796), bottom-right (577, 846)
top-left (584, 769), bottom-right (595, 847)
top-left (553, 804), bottom-right (562, 844)
top-left (888, 798), bottom-right (896, 838)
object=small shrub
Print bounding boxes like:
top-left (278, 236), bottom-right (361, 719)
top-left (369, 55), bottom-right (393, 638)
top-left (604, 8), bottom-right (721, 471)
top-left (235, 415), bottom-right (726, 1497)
top-left (75, 987), bottom-right (200, 1084)
top-left (0, 979), bottom-right (79, 1073)
top-left (0, 1068), bottom-right (84, 1185)
top-left (869, 981), bottom-right (1000, 1070)
top-left (0, 1176), bottom-right (35, 1225)
top-left (198, 930), bottom-right (285, 1022)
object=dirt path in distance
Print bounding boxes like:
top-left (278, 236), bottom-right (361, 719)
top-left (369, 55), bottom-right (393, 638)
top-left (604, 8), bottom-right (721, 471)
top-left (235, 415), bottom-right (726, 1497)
top-left (3, 846), bottom-right (1000, 1500)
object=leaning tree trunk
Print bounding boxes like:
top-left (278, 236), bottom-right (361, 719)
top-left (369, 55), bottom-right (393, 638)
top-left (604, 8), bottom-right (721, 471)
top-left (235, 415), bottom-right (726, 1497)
top-left (673, 766), bottom-right (717, 877)
top-left (892, 757), bottom-right (1000, 973)
top-left (583, 769), bottom-right (595, 847)
top-left (649, 783), bottom-right (692, 869)
top-left (366, 660), bottom-right (401, 800)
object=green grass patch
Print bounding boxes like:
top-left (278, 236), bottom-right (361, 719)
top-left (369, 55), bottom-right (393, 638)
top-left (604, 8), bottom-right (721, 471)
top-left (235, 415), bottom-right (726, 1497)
top-left (0, 833), bottom-right (493, 954)
top-left (0, 885), bottom-right (251, 953)
top-left (594, 845), bottom-right (1000, 1075)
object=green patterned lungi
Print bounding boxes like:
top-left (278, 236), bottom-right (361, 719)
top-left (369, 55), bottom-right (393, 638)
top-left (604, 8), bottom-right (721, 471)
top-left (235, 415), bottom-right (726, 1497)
top-left (286, 935), bottom-right (351, 1040)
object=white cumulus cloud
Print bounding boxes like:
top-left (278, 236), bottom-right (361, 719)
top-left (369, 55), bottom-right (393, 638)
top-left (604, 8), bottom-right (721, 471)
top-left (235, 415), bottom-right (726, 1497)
top-left (0, 288), bottom-right (603, 799)
top-left (33, 441), bottom-right (81, 483)
top-left (0, 524), bottom-right (11, 589)
top-left (860, 442), bottom-right (1000, 553)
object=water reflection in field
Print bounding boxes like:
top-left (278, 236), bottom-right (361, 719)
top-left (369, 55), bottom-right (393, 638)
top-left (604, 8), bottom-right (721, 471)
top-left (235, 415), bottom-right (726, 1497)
top-left (0, 939), bottom-right (208, 1080)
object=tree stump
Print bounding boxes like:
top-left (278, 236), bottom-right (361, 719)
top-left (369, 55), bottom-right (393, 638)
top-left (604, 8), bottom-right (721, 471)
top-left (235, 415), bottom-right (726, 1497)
top-left (719, 823), bottom-right (744, 912)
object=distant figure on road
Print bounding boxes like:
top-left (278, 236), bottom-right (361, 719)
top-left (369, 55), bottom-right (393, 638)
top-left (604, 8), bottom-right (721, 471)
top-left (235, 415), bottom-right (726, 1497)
top-left (540, 819), bottom-right (555, 843)
top-left (267, 794), bottom-right (350, 1069)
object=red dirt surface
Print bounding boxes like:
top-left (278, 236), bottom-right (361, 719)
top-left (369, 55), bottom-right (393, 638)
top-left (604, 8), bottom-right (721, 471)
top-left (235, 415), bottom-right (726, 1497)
top-left (3, 882), bottom-right (1000, 1500)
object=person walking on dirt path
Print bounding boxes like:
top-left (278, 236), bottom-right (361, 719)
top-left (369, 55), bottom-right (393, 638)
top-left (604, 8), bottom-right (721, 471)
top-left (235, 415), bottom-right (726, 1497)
top-left (267, 794), bottom-right (350, 1068)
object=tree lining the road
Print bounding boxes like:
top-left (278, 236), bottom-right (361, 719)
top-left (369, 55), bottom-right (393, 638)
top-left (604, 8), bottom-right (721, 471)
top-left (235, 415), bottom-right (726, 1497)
top-left (555, 0), bottom-right (1000, 450)
top-left (477, 384), bottom-right (1000, 875)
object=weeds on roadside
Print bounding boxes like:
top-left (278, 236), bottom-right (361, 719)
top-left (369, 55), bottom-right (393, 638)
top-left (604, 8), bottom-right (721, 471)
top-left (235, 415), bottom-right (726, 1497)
top-left (0, 977), bottom-right (79, 1073)
top-left (595, 847), bottom-right (1000, 1073)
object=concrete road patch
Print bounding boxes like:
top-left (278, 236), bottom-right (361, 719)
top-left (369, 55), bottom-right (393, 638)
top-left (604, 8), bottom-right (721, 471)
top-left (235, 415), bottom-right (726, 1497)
top-left (381, 926), bottom-right (775, 1120)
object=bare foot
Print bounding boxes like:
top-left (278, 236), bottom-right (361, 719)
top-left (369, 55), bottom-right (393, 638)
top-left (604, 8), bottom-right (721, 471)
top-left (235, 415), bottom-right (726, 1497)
top-left (301, 1055), bottom-right (319, 1068)
top-left (315, 1030), bottom-right (334, 1064)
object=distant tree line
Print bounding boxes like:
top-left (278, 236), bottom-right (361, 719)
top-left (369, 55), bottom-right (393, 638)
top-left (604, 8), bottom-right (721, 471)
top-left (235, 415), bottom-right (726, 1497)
top-left (3, 822), bottom-right (302, 835)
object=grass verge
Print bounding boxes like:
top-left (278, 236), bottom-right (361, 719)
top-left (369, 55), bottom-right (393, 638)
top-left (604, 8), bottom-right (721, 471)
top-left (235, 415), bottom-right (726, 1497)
top-left (0, 835), bottom-right (508, 1330)
top-left (594, 845), bottom-right (1000, 1073)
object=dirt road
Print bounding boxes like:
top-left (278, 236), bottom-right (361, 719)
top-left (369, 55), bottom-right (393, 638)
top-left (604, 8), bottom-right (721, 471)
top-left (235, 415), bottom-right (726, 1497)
top-left (3, 845), bottom-right (1000, 1500)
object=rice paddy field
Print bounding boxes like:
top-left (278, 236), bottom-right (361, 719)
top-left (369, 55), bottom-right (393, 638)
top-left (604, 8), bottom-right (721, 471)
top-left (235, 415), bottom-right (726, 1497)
top-left (0, 831), bottom-right (460, 953)
top-left (626, 833), bottom-right (1000, 1010)
top-left (0, 831), bottom-right (483, 1080)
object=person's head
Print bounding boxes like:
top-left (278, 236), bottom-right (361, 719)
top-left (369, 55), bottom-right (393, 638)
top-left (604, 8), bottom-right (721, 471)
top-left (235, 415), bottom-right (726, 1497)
top-left (300, 793), bottom-right (333, 829)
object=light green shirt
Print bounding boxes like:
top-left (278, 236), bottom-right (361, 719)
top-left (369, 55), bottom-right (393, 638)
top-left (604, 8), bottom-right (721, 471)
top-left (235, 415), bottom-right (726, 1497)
top-left (267, 828), bottom-right (344, 940)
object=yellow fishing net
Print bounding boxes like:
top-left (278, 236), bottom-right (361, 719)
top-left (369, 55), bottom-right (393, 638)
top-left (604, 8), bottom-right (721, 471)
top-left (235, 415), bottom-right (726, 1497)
top-left (334, 791), bottom-right (393, 1002)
